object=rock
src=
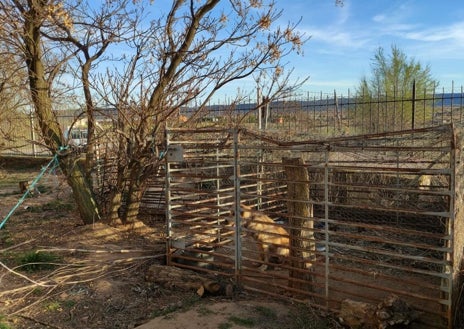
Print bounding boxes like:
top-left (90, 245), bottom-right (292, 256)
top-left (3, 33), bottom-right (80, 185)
top-left (375, 294), bottom-right (420, 329)
top-left (339, 299), bottom-right (377, 329)
top-left (339, 295), bottom-right (420, 329)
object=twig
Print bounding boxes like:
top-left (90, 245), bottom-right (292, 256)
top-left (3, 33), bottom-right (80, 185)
top-left (17, 314), bottom-right (63, 329)
top-left (8, 284), bottom-right (60, 316)
top-left (0, 239), bottom-right (35, 253)
top-left (0, 261), bottom-right (56, 287)
top-left (36, 247), bottom-right (157, 254)
top-left (1, 251), bottom-right (158, 316)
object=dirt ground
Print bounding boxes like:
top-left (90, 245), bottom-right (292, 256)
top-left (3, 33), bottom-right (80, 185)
top-left (0, 161), bottom-right (340, 329)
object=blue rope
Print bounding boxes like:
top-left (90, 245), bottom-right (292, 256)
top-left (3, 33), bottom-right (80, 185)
top-left (0, 151), bottom-right (62, 230)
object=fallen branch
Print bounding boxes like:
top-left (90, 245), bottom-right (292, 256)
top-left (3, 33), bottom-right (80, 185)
top-left (0, 249), bottom-right (159, 316)
top-left (0, 239), bottom-right (35, 253)
top-left (36, 247), bottom-right (158, 254)
top-left (0, 261), bottom-right (56, 287)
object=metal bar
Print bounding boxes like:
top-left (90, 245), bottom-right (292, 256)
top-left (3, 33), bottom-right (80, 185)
top-left (233, 128), bottom-right (242, 282)
top-left (324, 149), bottom-right (330, 308)
top-left (165, 129), bottom-right (173, 266)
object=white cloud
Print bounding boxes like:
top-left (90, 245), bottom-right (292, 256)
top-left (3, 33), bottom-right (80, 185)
top-left (372, 14), bottom-right (386, 23)
top-left (302, 25), bottom-right (372, 50)
top-left (404, 22), bottom-right (464, 43)
top-left (284, 0), bottom-right (464, 91)
top-left (335, 0), bottom-right (351, 25)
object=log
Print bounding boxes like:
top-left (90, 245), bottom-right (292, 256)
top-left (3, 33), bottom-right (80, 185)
top-left (145, 264), bottom-right (231, 297)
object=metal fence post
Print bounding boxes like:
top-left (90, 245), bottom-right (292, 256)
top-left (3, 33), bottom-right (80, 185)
top-left (233, 128), bottom-right (242, 283)
top-left (412, 80), bottom-right (416, 129)
top-left (29, 112), bottom-right (37, 157)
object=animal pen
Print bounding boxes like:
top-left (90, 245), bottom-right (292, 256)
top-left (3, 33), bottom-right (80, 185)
top-left (162, 124), bottom-right (464, 329)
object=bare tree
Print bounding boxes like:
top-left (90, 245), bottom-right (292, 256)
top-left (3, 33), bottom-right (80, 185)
top-left (1, 0), bottom-right (107, 223)
top-left (0, 0), bottom-right (140, 224)
top-left (42, 1), bottom-right (136, 181)
top-left (0, 0), bottom-right (307, 225)
top-left (92, 0), bottom-right (308, 224)
top-left (0, 48), bottom-right (31, 153)
top-left (0, 3), bottom-right (39, 156)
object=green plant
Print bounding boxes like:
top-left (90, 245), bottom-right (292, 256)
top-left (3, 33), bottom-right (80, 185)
top-left (23, 199), bottom-right (74, 215)
top-left (44, 299), bottom-right (76, 313)
top-left (45, 301), bottom-right (62, 312)
top-left (0, 322), bottom-right (13, 329)
top-left (197, 305), bottom-right (215, 317)
top-left (62, 300), bottom-right (76, 308)
top-left (218, 322), bottom-right (233, 329)
top-left (227, 315), bottom-right (256, 327)
top-left (0, 231), bottom-right (13, 247)
top-left (41, 200), bottom-right (74, 211)
top-left (36, 184), bottom-right (48, 194)
top-left (254, 305), bottom-right (277, 320)
top-left (18, 251), bottom-right (60, 272)
top-left (31, 287), bottom-right (44, 295)
top-left (0, 315), bottom-right (13, 329)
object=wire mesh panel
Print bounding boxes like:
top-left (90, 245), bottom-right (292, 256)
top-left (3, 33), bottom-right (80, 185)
top-left (165, 125), bottom-right (461, 329)
top-left (165, 128), bottom-right (237, 277)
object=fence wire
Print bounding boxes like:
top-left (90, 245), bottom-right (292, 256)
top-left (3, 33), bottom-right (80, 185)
top-left (2, 86), bottom-right (464, 156)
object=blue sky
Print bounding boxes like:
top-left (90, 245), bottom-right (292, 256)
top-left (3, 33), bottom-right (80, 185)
top-left (90, 0), bottom-right (464, 103)
top-left (258, 0), bottom-right (464, 97)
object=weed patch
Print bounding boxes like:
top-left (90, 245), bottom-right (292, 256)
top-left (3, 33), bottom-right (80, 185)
top-left (197, 305), bottom-right (215, 317)
top-left (254, 305), bottom-right (278, 320)
top-left (18, 251), bottom-right (61, 272)
top-left (218, 323), bottom-right (233, 329)
top-left (0, 231), bottom-right (13, 247)
top-left (45, 301), bottom-right (62, 312)
top-left (227, 315), bottom-right (256, 327)
top-left (0, 315), bottom-right (12, 329)
top-left (41, 200), bottom-right (74, 211)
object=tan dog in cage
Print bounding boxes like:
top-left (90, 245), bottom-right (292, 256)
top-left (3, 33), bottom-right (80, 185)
top-left (234, 204), bottom-right (290, 271)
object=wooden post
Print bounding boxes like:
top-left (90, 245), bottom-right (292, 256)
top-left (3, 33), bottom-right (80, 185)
top-left (283, 157), bottom-right (315, 291)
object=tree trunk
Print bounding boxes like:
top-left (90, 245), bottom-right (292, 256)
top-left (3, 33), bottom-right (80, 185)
top-left (119, 161), bottom-right (145, 224)
top-left (108, 191), bottom-right (123, 225)
top-left (21, 2), bottom-right (101, 225)
top-left (81, 62), bottom-right (97, 184)
top-left (62, 157), bottom-right (102, 224)
top-left (282, 157), bottom-right (315, 291)
top-left (121, 185), bottom-right (143, 224)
